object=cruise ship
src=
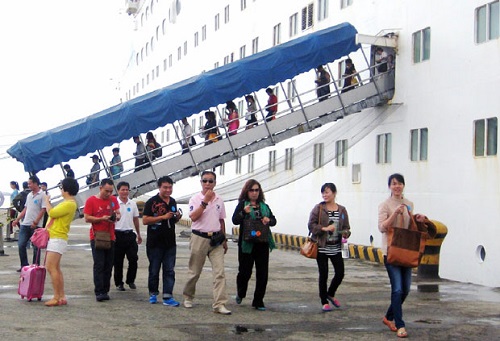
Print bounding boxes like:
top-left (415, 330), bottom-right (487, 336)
top-left (7, 0), bottom-right (500, 287)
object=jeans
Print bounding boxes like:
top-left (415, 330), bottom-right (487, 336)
top-left (384, 256), bottom-right (412, 329)
top-left (18, 225), bottom-right (39, 267)
top-left (91, 240), bottom-right (115, 295)
top-left (113, 232), bottom-right (139, 286)
top-left (237, 242), bottom-right (269, 307)
top-left (316, 251), bottom-right (344, 305)
top-left (147, 245), bottom-right (176, 298)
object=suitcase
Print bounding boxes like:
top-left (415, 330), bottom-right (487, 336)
top-left (18, 250), bottom-right (47, 301)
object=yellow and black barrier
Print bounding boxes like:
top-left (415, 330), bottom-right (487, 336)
top-left (417, 220), bottom-right (448, 279)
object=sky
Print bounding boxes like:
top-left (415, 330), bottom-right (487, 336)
top-left (0, 0), bottom-right (130, 202)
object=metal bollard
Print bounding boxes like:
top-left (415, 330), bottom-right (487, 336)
top-left (418, 220), bottom-right (448, 279)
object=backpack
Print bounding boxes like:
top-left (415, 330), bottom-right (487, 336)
top-left (13, 191), bottom-right (28, 212)
top-left (153, 142), bottom-right (162, 158)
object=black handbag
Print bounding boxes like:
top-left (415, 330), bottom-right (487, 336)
top-left (210, 232), bottom-right (226, 247)
top-left (242, 219), bottom-right (270, 243)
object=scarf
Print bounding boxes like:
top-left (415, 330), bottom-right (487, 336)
top-left (241, 201), bottom-right (276, 254)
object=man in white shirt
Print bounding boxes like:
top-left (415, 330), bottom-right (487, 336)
top-left (12, 176), bottom-right (46, 271)
top-left (113, 181), bottom-right (142, 291)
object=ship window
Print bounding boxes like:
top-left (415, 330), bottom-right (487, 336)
top-left (198, 116), bottom-right (204, 132)
top-left (169, 54), bottom-right (173, 67)
top-left (268, 150), bottom-right (277, 172)
top-left (224, 5), bottom-right (230, 24)
top-left (241, 0), bottom-right (247, 11)
top-left (156, 65), bottom-right (159, 78)
top-left (240, 45), bottom-right (246, 59)
top-left (474, 117), bottom-right (498, 156)
top-left (248, 154), bottom-right (255, 173)
top-left (202, 25), bottom-right (207, 41)
top-left (313, 143), bottom-right (324, 168)
top-left (289, 13), bottom-right (298, 37)
top-left (136, 53), bottom-right (139, 66)
top-left (341, 0), bottom-right (353, 9)
top-left (273, 23), bottom-right (281, 46)
top-left (151, 69), bottom-right (155, 81)
top-left (252, 37), bottom-right (259, 54)
top-left (238, 100), bottom-right (244, 117)
top-left (410, 128), bottom-right (428, 161)
top-left (215, 13), bottom-right (220, 31)
top-left (335, 139), bottom-right (348, 167)
top-left (163, 59), bottom-right (167, 71)
top-left (184, 41), bottom-right (187, 55)
top-left (301, 3), bottom-right (314, 30)
top-left (166, 129), bottom-right (170, 143)
top-left (235, 157), bottom-right (242, 174)
top-left (151, 37), bottom-right (154, 52)
top-left (162, 19), bottom-right (167, 35)
top-left (219, 163), bottom-right (225, 176)
top-left (318, 0), bottom-right (329, 21)
top-left (476, 1), bottom-right (499, 43)
top-left (156, 26), bottom-right (160, 41)
top-left (285, 148), bottom-right (294, 170)
top-left (224, 55), bottom-right (230, 65)
top-left (194, 32), bottom-right (199, 47)
top-left (177, 46), bottom-right (181, 60)
top-left (214, 61), bottom-right (219, 69)
top-left (376, 133), bottom-right (392, 164)
top-left (413, 27), bottom-right (431, 63)
top-left (352, 164), bottom-right (361, 184)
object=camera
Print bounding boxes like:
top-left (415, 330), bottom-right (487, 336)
top-left (109, 213), bottom-right (117, 222)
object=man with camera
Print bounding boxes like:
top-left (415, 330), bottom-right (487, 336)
top-left (182, 171), bottom-right (231, 315)
top-left (142, 176), bottom-right (182, 306)
top-left (84, 178), bottom-right (121, 302)
top-left (113, 181), bottom-right (142, 292)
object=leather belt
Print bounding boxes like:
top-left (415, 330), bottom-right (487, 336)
top-left (192, 230), bottom-right (220, 239)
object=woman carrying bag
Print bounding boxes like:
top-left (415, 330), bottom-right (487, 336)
top-left (232, 179), bottom-right (276, 311)
top-left (44, 178), bottom-right (79, 306)
top-left (378, 173), bottom-right (426, 338)
top-left (307, 183), bottom-right (351, 312)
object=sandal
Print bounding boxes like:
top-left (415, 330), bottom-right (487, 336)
top-left (382, 317), bottom-right (397, 332)
top-left (397, 328), bottom-right (408, 338)
top-left (44, 298), bottom-right (60, 307)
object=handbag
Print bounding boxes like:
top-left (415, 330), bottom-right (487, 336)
top-left (242, 219), bottom-right (270, 243)
top-left (300, 237), bottom-right (318, 259)
top-left (386, 213), bottom-right (427, 267)
top-left (31, 228), bottom-right (49, 249)
top-left (351, 75), bottom-right (358, 86)
top-left (94, 230), bottom-right (112, 250)
top-left (300, 204), bottom-right (323, 259)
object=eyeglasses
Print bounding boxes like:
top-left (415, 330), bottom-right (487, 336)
top-left (201, 179), bottom-right (215, 183)
top-left (249, 188), bottom-right (260, 192)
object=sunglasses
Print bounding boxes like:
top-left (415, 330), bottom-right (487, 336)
top-left (249, 188), bottom-right (260, 192)
top-left (201, 179), bottom-right (215, 183)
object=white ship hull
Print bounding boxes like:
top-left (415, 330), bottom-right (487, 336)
top-left (119, 0), bottom-right (500, 286)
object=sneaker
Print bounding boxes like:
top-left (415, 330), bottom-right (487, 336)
top-left (255, 306), bottom-right (266, 311)
top-left (183, 299), bottom-right (193, 308)
top-left (102, 293), bottom-right (110, 301)
top-left (149, 294), bottom-right (157, 304)
top-left (116, 284), bottom-right (125, 291)
top-left (235, 296), bottom-right (242, 305)
top-left (16, 268), bottom-right (22, 273)
top-left (327, 296), bottom-right (341, 308)
top-left (214, 305), bottom-right (232, 315)
top-left (322, 303), bottom-right (332, 312)
top-left (163, 297), bottom-right (180, 307)
top-left (128, 283), bottom-right (137, 290)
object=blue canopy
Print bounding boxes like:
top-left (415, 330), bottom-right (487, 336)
top-left (8, 22), bottom-right (359, 173)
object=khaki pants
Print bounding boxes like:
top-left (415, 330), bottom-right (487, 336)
top-left (183, 234), bottom-right (228, 309)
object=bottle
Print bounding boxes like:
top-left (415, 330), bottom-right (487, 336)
top-left (341, 237), bottom-right (349, 259)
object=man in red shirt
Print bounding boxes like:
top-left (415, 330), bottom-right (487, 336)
top-left (265, 87), bottom-right (278, 122)
top-left (84, 178), bottom-right (121, 302)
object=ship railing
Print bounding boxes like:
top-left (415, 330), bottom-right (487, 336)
top-left (49, 60), bottom-right (394, 207)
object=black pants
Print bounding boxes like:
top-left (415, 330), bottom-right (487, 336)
top-left (316, 251), bottom-right (344, 305)
top-left (113, 231), bottom-right (139, 286)
top-left (91, 240), bottom-right (115, 295)
top-left (237, 242), bottom-right (269, 307)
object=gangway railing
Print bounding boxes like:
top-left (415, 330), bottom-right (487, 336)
top-left (63, 63), bottom-right (394, 209)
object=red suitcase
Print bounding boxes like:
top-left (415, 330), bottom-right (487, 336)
top-left (18, 251), bottom-right (47, 301)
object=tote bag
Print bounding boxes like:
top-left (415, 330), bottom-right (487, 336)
top-left (386, 214), bottom-right (426, 267)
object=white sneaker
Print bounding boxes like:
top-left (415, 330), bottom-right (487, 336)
top-left (214, 305), bottom-right (231, 315)
top-left (183, 299), bottom-right (193, 308)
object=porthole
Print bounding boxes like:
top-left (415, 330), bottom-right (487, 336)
top-left (475, 245), bottom-right (486, 263)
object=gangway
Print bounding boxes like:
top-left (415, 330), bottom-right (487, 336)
top-left (7, 22), bottom-right (396, 208)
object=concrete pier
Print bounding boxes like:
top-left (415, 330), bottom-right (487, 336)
top-left (1, 220), bottom-right (499, 340)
